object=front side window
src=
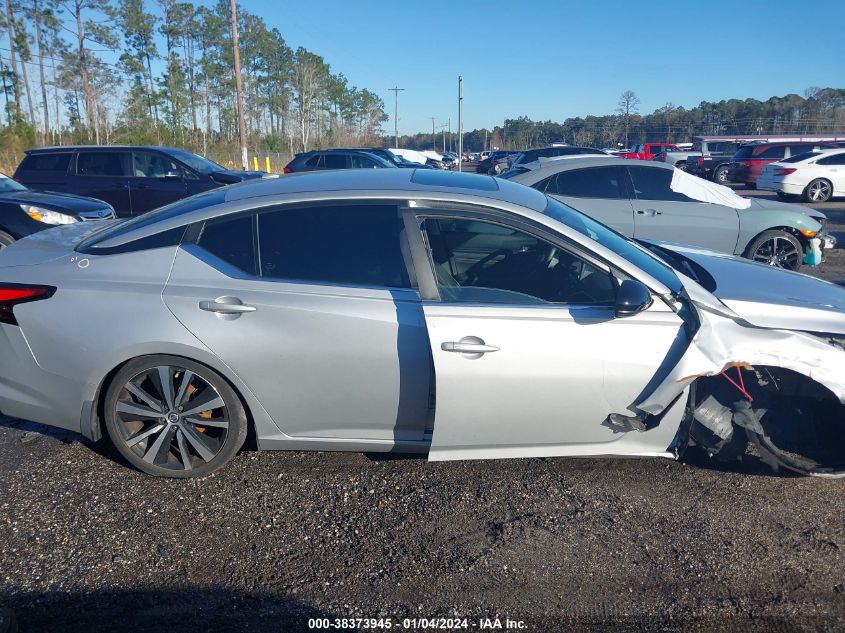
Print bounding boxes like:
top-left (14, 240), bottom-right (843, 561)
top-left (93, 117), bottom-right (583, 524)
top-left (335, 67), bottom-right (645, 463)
top-left (546, 167), bottom-right (624, 199)
top-left (628, 166), bottom-right (692, 202)
top-left (350, 154), bottom-right (378, 168)
top-left (257, 205), bottom-right (410, 288)
top-left (77, 151), bottom-right (127, 177)
top-left (132, 151), bottom-right (181, 178)
top-left (422, 217), bottom-right (615, 306)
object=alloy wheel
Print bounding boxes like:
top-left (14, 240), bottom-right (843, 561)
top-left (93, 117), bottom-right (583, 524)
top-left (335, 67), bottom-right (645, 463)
top-left (112, 365), bottom-right (230, 472)
top-left (808, 180), bottom-right (832, 202)
top-left (751, 235), bottom-right (800, 269)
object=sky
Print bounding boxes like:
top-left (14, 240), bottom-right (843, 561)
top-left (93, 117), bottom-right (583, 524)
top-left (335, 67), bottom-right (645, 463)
top-left (223, 0), bottom-right (844, 135)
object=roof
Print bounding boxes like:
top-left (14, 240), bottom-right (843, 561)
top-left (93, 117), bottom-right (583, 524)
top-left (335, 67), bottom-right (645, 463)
top-left (508, 155), bottom-right (672, 184)
top-left (223, 168), bottom-right (548, 211)
top-left (25, 145), bottom-right (191, 153)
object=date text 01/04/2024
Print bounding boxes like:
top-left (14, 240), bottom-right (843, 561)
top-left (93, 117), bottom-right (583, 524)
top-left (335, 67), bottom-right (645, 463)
top-left (307, 617), bottom-right (529, 630)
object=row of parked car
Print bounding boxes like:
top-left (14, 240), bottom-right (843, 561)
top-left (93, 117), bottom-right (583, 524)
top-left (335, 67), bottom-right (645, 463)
top-left (1, 141), bottom-right (835, 276)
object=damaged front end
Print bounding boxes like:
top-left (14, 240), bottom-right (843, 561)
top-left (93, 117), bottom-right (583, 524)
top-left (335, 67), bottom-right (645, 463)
top-left (632, 280), bottom-right (845, 477)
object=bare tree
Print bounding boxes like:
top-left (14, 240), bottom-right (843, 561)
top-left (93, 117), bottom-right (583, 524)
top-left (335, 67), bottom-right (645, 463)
top-left (617, 90), bottom-right (640, 148)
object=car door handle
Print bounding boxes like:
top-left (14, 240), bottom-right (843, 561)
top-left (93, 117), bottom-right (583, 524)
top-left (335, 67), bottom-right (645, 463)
top-left (636, 208), bottom-right (663, 216)
top-left (199, 298), bottom-right (257, 314)
top-left (134, 183), bottom-right (150, 189)
top-left (112, 183), bottom-right (127, 189)
top-left (441, 341), bottom-right (499, 354)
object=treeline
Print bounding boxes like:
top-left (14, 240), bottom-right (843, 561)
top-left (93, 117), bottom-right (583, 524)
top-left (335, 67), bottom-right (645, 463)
top-left (0, 0), bottom-right (388, 168)
top-left (395, 88), bottom-right (845, 152)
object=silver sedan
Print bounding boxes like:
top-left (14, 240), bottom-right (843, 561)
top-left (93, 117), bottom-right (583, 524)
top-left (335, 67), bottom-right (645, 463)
top-left (1, 169), bottom-right (844, 477)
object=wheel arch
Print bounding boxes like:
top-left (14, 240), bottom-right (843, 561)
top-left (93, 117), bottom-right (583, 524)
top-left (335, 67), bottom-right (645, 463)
top-left (741, 225), bottom-right (808, 257)
top-left (82, 350), bottom-right (273, 447)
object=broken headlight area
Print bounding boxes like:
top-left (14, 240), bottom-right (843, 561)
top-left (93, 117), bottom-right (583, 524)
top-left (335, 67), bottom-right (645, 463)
top-left (686, 366), bottom-right (845, 477)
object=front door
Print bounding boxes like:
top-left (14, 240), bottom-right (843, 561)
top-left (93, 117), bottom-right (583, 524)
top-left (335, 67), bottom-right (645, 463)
top-left (71, 150), bottom-right (132, 216)
top-left (163, 202), bottom-right (432, 442)
top-left (128, 150), bottom-right (189, 215)
top-left (627, 165), bottom-right (740, 253)
top-left (541, 165), bottom-right (635, 235)
top-left (408, 212), bottom-right (684, 460)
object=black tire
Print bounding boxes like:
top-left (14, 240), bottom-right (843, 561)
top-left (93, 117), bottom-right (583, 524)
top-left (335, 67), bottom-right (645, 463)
top-left (674, 162), bottom-right (688, 172)
top-left (104, 355), bottom-right (248, 478)
top-left (803, 178), bottom-right (833, 203)
top-left (713, 165), bottom-right (729, 184)
top-left (745, 182), bottom-right (756, 190)
top-left (776, 191), bottom-right (797, 201)
top-left (0, 230), bottom-right (14, 250)
top-left (744, 229), bottom-right (803, 271)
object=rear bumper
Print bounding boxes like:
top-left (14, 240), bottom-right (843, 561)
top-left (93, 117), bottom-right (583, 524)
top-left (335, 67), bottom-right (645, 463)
top-left (0, 323), bottom-right (86, 433)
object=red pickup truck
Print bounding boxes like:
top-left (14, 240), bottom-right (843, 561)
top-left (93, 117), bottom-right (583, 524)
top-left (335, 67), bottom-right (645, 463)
top-left (620, 143), bottom-right (681, 160)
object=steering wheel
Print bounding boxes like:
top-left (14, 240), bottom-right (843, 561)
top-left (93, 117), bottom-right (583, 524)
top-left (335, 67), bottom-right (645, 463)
top-left (463, 249), bottom-right (512, 285)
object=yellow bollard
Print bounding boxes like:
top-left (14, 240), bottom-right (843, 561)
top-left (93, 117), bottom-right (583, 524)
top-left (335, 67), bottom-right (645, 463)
top-left (252, 155), bottom-right (259, 171)
top-left (265, 156), bottom-right (271, 172)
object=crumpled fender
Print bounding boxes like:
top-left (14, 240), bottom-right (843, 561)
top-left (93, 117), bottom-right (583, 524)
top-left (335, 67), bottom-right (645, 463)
top-left (637, 304), bottom-right (845, 415)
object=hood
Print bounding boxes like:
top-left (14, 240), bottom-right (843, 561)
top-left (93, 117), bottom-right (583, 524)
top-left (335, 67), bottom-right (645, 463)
top-left (658, 242), bottom-right (845, 334)
top-left (0, 220), bottom-right (119, 267)
top-left (210, 170), bottom-right (267, 185)
top-left (2, 189), bottom-right (114, 214)
top-left (746, 196), bottom-right (826, 223)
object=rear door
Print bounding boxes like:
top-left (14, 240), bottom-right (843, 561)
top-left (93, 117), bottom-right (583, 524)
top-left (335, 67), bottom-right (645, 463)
top-left (71, 150), bottom-right (132, 216)
top-left (405, 207), bottom-right (685, 460)
top-left (539, 165), bottom-right (635, 235)
top-left (163, 201), bottom-right (432, 443)
top-left (128, 150), bottom-right (189, 215)
top-left (817, 152), bottom-right (845, 193)
top-left (627, 165), bottom-right (740, 253)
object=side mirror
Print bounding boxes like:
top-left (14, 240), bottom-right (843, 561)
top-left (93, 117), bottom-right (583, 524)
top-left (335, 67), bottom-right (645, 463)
top-left (615, 279), bottom-right (653, 318)
top-left (163, 170), bottom-right (182, 180)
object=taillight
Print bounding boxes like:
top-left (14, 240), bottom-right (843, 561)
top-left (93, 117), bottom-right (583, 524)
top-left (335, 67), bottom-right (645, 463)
top-left (283, 166), bottom-right (292, 174)
top-left (697, 156), bottom-right (704, 167)
top-left (775, 167), bottom-right (797, 176)
top-left (0, 284), bottom-right (55, 326)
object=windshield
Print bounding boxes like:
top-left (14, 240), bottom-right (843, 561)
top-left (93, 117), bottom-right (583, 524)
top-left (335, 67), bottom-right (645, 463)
top-left (544, 196), bottom-right (682, 294)
top-left (162, 148), bottom-right (227, 174)
top-left (0, 174), bottom-right (27, 192)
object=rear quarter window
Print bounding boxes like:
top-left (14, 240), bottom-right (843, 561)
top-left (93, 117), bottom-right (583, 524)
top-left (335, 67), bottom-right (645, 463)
top-left (19, 153), bottom-right (72, 172)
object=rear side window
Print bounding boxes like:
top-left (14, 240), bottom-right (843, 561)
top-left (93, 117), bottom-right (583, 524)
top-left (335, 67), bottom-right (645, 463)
top-left (19, 153), bottom-right (72, 172)
top-left (733, 146), bottom-right (755, 159)
top-left (546, 167), bottom-right (624, 199)
top-left (77, 151), bottom-right (127, 176)
top-left (788, 145), bottom-right (814, 157)
top-left (304, 155), bottom-right (320, 168)
top-left (199, 214), bottom-right (257, 276)
top-left (758, 145), bottom-right (786, 159)
top-left (256, 205), bottom-right (410, 288)
top-left (323, 154), bottom-right (347, 169)
top-left (783, 151), bottom-right (821, 163)
top-left (628, 166), bottom-right (691, 202)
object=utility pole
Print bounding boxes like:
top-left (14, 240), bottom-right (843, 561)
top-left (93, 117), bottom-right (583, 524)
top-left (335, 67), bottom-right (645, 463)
top-left (431, 116), bottom-right (437, 151)
top-left (447, 117), bottom-right (451, 152)
top-left (388, 86), bottom-right (404, 148)
top-left (230, 0), bottom-right (248, 170)
top-left (458, 76), bottom-right (463, 171)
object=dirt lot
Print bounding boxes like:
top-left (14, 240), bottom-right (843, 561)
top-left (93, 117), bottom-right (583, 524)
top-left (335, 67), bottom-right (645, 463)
top-left (2, 186), bottom-right (845, 632)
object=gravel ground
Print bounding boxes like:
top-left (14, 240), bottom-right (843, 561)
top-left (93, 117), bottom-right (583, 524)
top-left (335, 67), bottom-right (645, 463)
top-left (2, 185), bottom-right (845, 633)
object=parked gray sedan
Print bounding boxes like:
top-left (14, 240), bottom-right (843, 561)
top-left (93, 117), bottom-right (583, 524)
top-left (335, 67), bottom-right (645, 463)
top-left (1, 169), bottom-right (844, 478)
top-left (503, 157), bottom-right (832, 270)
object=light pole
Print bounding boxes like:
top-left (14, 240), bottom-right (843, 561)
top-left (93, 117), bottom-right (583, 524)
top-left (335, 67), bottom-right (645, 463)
top-left (230, 0), bottom-right (248, 170)
top-left (431, 116), bottom-right (437, 151)
top-left (458, 76), bottom-right (463, 171)
top-left (388, 86), bottom-right (404, 148)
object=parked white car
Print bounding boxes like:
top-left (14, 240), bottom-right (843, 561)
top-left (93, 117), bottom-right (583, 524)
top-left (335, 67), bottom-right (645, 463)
top-left (757, 148), bottom-right (845, 203)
